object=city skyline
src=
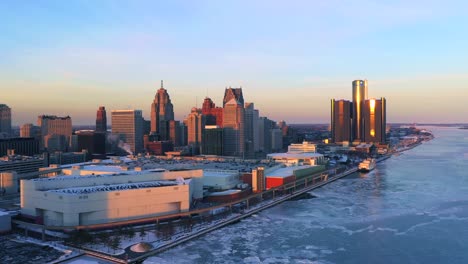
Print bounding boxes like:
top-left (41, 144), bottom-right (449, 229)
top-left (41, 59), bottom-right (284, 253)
top-left (2, 1), bottom-right (468, 125)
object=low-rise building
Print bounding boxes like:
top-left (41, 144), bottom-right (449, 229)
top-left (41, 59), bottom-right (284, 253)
top-left (202, 169), bottom-right (240, 191)
top-left (287, 141), bottom-right (317, 153)
top-left (266, 152), bottom-right (325, 166)
top-left (21, 169), bottom-right (204, 226)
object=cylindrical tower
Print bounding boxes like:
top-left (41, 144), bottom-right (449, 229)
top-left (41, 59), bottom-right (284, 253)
top-left (352, 80), bottom-right (367, 141)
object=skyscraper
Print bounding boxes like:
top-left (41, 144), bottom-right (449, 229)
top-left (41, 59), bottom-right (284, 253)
top-left (96, 106), bottom-right (107, 133)
top-left (331, 79), bottom-right (386, 144)
top-left (0, 104), bottom-right (12, 138)
top-left (331, 99), bottom-right (352, 143)
top-left (352, 80), bottom-right (368, 141)
top-left (258, 117), bottom-right (275, 154)
top-left (223, 87), bottom-right (244, 107)
top-left (185, 108), bottom-right (205, 155)
top-left (244, 102), bottom-right (259, 158)
top-left (363, 98), bottom-right (386, 143)
top-left (223, 98), bottom-right (245, 157)
top-left (111, 110), bottom-right (144, 154)
top-left (150, 81), bottom-right (175, 137)
top-left (37, 115), bottom-right (72, 151)
top-left (168, 120), bottom-right (181, 147)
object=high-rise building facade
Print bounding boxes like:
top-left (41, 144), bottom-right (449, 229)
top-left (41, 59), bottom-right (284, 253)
top-left (37, 115), bottom-right (72, 151)
top-left (20, 123), bottom-right (40, 139)
top-left (185, 108), bottom-right (205, 155)
top-left (244, 103), bottom-right (259, 158)
top-left (331, 80), bottom-right (387, 144)
top-left (331, 99), bottom-right (352, 143)
top-left (0, 138), bottom-right (40, 156)
top-left (0, 104), bottom-right (12, 138)
top-left (96, 106), bottom-right (107, 133)
top-left (202, 126), bottom-right (223, 155)
top-left (150, 81), bottom-right (175, 137)
top-left (76, 130), bottom-right (106, 159)
top-left (168, 120), bottom-right (181, 147)
top-left (258, 117), bottom-right (275, 154)
top-left (111, 110), bottom-right (144, 154)
top-left (223, 87), bottom-right (244, 107)
top-left (363, 98), bottom-right (386, 143)
top-left (223, 99), bottom-right (245, 157)
top-left (352, 80), bottom-right (368, 141)
top-left (202, 97), bottom-right (223, 127)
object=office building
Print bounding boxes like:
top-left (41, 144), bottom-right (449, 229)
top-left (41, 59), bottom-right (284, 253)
top-left (252, 167), bottom-right (265, 192)
top-left (150, 80), bottom-right (175, 137)
top-left (111, 110), bottom-right (144, 154)
top-left (331, 99), bottom-right (352, 143)
top-left (20, 123), bottom-right (40, 139)
top-left (288, 141), bottom-right (317, 153)
top-left (49, 150), bottom-right (88, 165)
top-left (76, 130), bottom-right (106, 159)
top-left (223, 87), bottom-right (244, 107)
top-left (271, 128), bottom-right (283, 152)
top-left (223, 99), bottom-right (245, 157)
top-left (0, 155), bottom-right (48, 175)
top-left (37, 115), bottom-right (72, 152)
top-left (0, 138), bottom-right (40, 157)
top-left (145, 140), bottom-right (173, 155)
top-left (258, 117), bottom-right (275, 154)
top-left (352, 80), bottom-right (368, 141)
top-left (363, 98), bottom-right (387, 143)
top-left (168, 120), bottom-right (181, 147)
top-left (95, 106), bottom-right (107, 133)
top-left (185, 108), bottom-right (205, 155)
top-left (244, 103), bottom-right (259, 158)
top-left (202, 126), bottom-right (223, 155)
top-left (202, 97), bottom-right (223, 127)
top-left (331, 80), bottom-right (387, 144)
top-left (0, 104), bottom-right (12, 138)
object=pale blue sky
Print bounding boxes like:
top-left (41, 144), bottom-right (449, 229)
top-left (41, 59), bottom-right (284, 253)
top-left (1, 1), bottom-right (468, 125)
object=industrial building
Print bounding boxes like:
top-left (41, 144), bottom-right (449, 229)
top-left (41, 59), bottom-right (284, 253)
top-left (21, 169), bottom-right (204, 226)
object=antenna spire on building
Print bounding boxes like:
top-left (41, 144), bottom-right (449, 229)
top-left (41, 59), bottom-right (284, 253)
top-left (161, 80), bottom-right (164, 89)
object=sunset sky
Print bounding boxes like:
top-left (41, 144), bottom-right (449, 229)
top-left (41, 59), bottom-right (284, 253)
top-left (1, 1), bottom-right (468, 125)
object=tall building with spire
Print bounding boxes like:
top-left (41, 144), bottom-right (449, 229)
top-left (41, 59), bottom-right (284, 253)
top-left (150, 80), bottom-right (175, 137)
top-left (223, 87), bottom-right (244, 107)
top-left (0, 104), bottom-right (12, 138)
top-left (96, 106), bottom-right (107, 133)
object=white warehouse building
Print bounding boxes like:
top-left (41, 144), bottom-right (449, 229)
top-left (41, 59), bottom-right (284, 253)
top-left (21, 169), bottom-right (203, 227)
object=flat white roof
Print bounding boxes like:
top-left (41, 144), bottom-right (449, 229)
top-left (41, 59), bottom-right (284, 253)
top-left (49, 180), bottom-right (181, 195)
top-left (266, 165), bottom-right (314, 178)
top-left (267, 153), bottom-right (323, 159)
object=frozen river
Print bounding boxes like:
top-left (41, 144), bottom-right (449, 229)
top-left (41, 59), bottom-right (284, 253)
top-left (149, 127), bottom-right (468, 264)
